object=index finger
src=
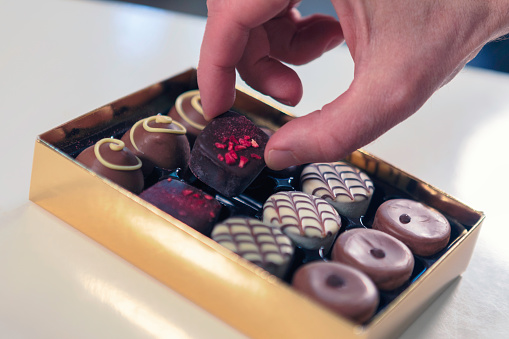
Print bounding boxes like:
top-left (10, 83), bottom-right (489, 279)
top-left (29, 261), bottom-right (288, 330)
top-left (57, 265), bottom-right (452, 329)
top-left (197, 0), bottom-right (293, 119)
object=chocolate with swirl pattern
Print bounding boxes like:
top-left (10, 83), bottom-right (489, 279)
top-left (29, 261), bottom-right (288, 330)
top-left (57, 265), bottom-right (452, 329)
top-left (262, 191), bottom-right (342, 250)
top-left (301, 161), bottom-right (375, 218)
top-left (211, 217), bottom-right (294, 278)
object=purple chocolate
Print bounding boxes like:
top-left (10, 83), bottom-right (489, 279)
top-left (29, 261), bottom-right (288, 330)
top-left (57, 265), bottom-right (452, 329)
top-left (139, 179), bottom-right (222, 235)
top-left (189, 111), bottom-right (269, 197)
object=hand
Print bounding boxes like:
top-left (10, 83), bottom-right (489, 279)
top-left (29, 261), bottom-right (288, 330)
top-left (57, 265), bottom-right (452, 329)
top-left (198, 0), bottom-right (509, 170)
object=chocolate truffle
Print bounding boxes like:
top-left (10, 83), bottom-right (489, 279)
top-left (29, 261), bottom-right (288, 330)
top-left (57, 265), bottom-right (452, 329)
top-left (332, 228), bottom-right (414, 291)
top-left (168, 89), bottom-right (208, 143)
top-left (76, 138), bottom-right (144, 194)
top-left (211, 217), bottom-right (294, 278)
top-left (372, 199), bottom-right (451, 256)
top-left (121, 115), bottom-right (190, 175)
top-left (292, 261), bottom-right (379, 323)
top-left (189, 111), bottom-right (269, 197)
top-left (139, 178), bottom-right (221, 235)
top-left (301, 162), bottom-right (375, 218)
top-left (262, 191), bottom-right (342, 250)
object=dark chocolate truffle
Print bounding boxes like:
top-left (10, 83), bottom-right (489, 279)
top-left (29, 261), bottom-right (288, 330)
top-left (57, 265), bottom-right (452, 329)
top-left (372, 199), bottom-right (451, 256)
top-left (211, 217), bottom-right (294, 278)
top-left (75, 138), bottom-right (144, 194)
top-left (292, 261), bottom-right (379, 323)
top-left (301, 162), bottom-right (375, 218)
top-left (189, 111), bottom-right (269, 197)
top-left (121, 115), bottom-right (190, 175)
top-left (139, 178), bottom-right (221, 235)
top-left (263, 191), bottom-right (342, 250)
top-left (168, 89), bottom-right (208, 144)
top-left (332, 228), bottom-right (414, 291)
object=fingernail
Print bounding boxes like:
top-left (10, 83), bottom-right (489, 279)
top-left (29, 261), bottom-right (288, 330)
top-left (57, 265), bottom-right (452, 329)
top-left (267, 149), bottom-right (297, 170)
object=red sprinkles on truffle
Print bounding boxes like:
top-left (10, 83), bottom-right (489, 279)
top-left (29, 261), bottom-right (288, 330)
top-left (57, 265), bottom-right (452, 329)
top-left (215, 134), bottom-right (263, 167)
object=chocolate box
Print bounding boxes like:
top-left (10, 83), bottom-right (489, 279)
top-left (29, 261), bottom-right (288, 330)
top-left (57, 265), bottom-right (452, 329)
top-left (29, 69), bottom-right (484, 339)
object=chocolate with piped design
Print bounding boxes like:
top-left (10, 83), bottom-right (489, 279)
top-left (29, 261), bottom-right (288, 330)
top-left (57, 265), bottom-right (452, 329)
top-left (292, 261), bottom-right (379, 323)
top-left (168, 89), bottom-right (208, 143)
top-left (211, 217), bottom-right (294, 278)
top-left (189, 111), bottom-right (269, 197)
top-left (121, 115), bottom-right (190, 175)
top-left (372, 199), bottom-right (451, 256)
top-left (262, 191), bottom-right (342, 250)
top-left (139, 178), bottom-right (221, 235)
top-left (332, 228), bottom-right (414, 291)
top-left (75, 138), bottom-right (144, 194)
top-left (301, 162), bottom-right (374, 218)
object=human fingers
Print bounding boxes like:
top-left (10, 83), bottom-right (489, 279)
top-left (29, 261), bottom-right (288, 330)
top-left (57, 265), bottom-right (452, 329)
top-left (264, 70), bottom-right (430, 170)
top-left (198, 0), bottom-right (293, 120)
top-left (236, 26), bottom-right (303, 106)
top-left (264, 11), bottom-right (344, 65)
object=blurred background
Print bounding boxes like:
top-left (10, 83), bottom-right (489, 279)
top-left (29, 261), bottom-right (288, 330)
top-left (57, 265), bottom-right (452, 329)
top-left (102, 0), bottom-right (509, 74)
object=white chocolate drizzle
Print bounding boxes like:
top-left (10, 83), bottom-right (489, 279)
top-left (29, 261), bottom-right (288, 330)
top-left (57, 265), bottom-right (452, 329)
top-left (129, 115), bottom-right (187, 152)
top-left (301, 162), bottom-right (374, 203)
top-left (212, 217), bottom-right (293, 266)
top-left (175, 89), bottom-right (207, 130)
top-left (94, 138), bottom-right (142, 171)
top-left (263, 191), bottom-right (341, 238)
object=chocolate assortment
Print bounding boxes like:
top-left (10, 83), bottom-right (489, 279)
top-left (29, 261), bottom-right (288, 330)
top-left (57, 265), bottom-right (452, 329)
top-left (62, 83), bottom-right (469, 326)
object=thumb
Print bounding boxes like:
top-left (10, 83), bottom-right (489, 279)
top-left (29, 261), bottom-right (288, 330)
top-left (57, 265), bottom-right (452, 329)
top-left (264, 73), bottom-right (430, 170)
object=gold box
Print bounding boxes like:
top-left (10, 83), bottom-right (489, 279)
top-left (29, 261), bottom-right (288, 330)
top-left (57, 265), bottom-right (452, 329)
top-left (29, 69), bottom-right (484, 338)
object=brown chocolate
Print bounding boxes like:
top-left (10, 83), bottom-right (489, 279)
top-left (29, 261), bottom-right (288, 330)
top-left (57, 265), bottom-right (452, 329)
top-left (262, 191), bottom-right (342, 250)
top-left (301, 162), bottom-right (375, 218)
top-left (292, 261), bottom-right (379, 323)
top-left (168, 89), bottom-right (208, 144)
top-left (139, 178), bottom-right (221, 235)
top-left (332, 228), bottom-right (414, 290)
top-left (75, 138), bottom-right (144, 194)
top-left (121, 115), bottom-right (190, 175)
top-left (372, 199), bottom-right (451, 256)
top-left (211, 217), bottom-right (294, 278)
top-left (189, 111), bottom-right (269, 197)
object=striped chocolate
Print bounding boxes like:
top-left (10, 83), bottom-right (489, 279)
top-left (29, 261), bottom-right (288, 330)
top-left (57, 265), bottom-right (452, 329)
top-left (211, 217), bottom-right (294, 278)
top-left (300, 162), bottom-right (374, 218)
top-left (262, 191), bottom-right (342, 250)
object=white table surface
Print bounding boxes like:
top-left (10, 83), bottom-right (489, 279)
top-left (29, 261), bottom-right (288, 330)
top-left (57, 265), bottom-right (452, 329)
top-left (1, 0), bottom-right (508, 338)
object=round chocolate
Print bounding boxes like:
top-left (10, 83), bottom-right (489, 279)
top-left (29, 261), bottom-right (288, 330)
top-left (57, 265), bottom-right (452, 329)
top-left (168, 89), bottom-right (208, 143)
top-left (263, 191), bottom-right (342, 250)
top-left (372, 199), bottom-right (451, 256)
top-left (211, 217), bottom-right (294, 278)
top-left (301, 162), bottom-right (375, 218)
top-left (332, 228), bottom-right (414, 290)
top-left (292, 261), bottom-right (379, 323)
top-left (75, 138), bottom-right (144, 194)
top-left (121, 115), bottom-right (190, 175)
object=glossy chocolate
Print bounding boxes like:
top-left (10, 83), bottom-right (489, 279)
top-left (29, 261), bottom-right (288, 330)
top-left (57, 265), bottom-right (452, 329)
top-left (75, 138), bottom-right (144, 194)
top-left (292, 261), bottom-right (379, 323)
top-left (263, 191), bottom-right (342, 250)
top-left (301, 162), bottom-right (375, 218)
top-left (372, 199), bottom-right (451, 256)
top-left (139, 178), bottom-right (221, 235)
top-left (121, 115), bottom-right (190, 175)
top-left (168, 89), bottom-right (208, 144)
top-left (211, 217), bottom-right (294, 278)
top-left (332, 228), bottom-right (414, 291)
top-left (189, 111), bottom-right (269, 197)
